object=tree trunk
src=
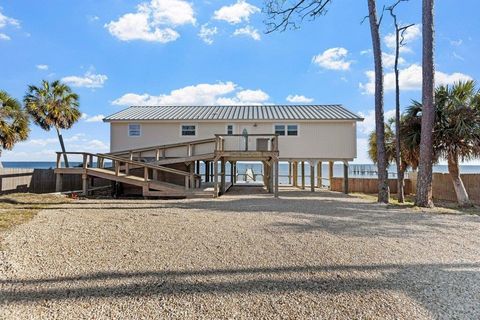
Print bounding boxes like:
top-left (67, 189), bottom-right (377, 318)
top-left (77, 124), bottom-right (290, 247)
top-left (368, 0), bottom-right (389, 203)
top-left (56, 126), bottom-right (69, 168)
top-left (447, 153), bottom-right (472, 207)
top-left (393, 19), bottom-right (404, 203)
top-left (415, 0), bottom-right (435, 207)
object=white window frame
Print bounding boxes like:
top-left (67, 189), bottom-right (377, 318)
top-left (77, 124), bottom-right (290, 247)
top-left (226, 124), bottom-right (235, 135)
top-left (180, 124), bottom-right (197, 137)
top-left (274, 124), bottom-right (286, 136)
top-left (128, 123), bottom-right (141, 137)
top-left (287, 124), bottom-right (299, 136)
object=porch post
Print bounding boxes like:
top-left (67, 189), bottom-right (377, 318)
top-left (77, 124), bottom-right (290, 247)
top-left (301, 161), bottom-right (305, 190)
top-left (196, 161), bottom-right (200, 175)
top-left (310, 161), bottom-right (315, 192)
top-left (55, 173), bottom-right (63, 193)
top-left (205, 161), bottom-right (210, 182)
top-left (329, 161), bottom-right (334, 190)
top-left (274, 158), bottom-right (279, 198)
top-left (213, 160), bottom-right (219, 197)
top-left (293, 161), bottom-right (298, 187)
top-left (220, 158), bottom-right (226, 194)
top-left (269, 160), bottom-right (274, 193)
top-left (233, 161), bottom-right (237, 184)
top-left (317, 161), bottom-right (322, 188)
top-left (288, 161), bottom-right (292, 185)
top-left (343, 161), bottom-right (349, 194)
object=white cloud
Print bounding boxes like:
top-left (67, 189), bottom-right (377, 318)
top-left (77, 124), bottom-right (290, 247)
top-left (359, 64), bottom-right (472, 95)
top-left (105, 0), bottom-right (195, 43)
top-left (382, 52), bottom-right (405, 68)
top-left (218, 89), bottom-right (269, 105)
top-left (213, 0), bottom-right (260, 24)
top-left (312, 47), bottom-right (352, 71)
top-left (286, 94), bottom-right (313, 103)
top-left (198, 23), bottom-right (217, 45)
top-left (233, 25), bottom-right (260, 40)
top-left (0, 9), bottom-right (19, 40)
top-left (357, 109), bottom-right (395, 135)
top-left (384, 24), bottom-right (421, 53)
top-left (450, 39), bottom-right (463, 47)
top-left (81, 113), bottom-right (105, 122)
top-left (360, 49), bottom-right (371, 55)
top-left (36, 64), bottom-right (49, 70)
top-left (112, 82), bottom-right (271, 106)
top-left (0, 10), bottom-right (19, 28)
top-left (62, 71), bottom-right (108, 88)
top-left (3, 133), bottom-right (110, 161)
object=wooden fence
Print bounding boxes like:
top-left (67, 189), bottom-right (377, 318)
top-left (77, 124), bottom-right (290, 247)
top-left (0, 168), bottom-right (109, 194)
top-left (331, 177), bottom-right (413, 195)
top-left (332, 173), bottom-right (480, 204)
top-left (432, 173), bottom-right (480, 203)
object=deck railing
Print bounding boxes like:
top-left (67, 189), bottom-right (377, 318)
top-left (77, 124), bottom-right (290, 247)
top-left (107, 138), bottom-right (217, 161)
top-left (215, 134), bottom-right (279, 153)
top-left (55, 151), bottom-right (201, 189)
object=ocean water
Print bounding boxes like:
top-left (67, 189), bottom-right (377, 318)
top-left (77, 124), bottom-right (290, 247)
top-left (2, 161), bottom-right (479, 186)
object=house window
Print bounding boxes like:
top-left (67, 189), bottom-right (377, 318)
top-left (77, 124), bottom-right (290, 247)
top-left (287, 124), bottom-right (298, 136)
top-left (274, 124), bottom-right (285, 136)
top-left (181, 125), bottom-right (196, 136)
top-left (128, 124), bottom-right (141, 137)
top-left (227, 124), bottom-right (234, 135)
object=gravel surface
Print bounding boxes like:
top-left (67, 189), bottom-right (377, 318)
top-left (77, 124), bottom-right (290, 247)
top-left (1, 187), bottom-right (479, 319)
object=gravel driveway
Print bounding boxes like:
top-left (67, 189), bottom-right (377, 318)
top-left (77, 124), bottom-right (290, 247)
top-left (1, 187), bottom-right (479, 319)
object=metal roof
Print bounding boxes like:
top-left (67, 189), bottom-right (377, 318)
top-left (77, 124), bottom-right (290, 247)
top-left (103, 105), bottom-right (363, 122)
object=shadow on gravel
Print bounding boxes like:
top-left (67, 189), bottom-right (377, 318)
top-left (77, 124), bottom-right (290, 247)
top-left (1, 263), bottom-right (479, 319)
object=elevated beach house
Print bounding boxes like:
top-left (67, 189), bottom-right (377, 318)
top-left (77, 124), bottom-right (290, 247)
top-left (55, 105), bottom-right (362, 198)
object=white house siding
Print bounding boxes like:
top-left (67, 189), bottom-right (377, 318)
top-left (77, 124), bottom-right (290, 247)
top-left (110, 121), bottom-right (357, 160)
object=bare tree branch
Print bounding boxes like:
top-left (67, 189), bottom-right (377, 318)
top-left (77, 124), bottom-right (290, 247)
top-left (264, 0), bottom-right (333, 33)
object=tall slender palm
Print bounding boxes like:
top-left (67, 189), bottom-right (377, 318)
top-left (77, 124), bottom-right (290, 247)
top-left (24, 80), bottom-right (80, 167)
top-left (0, 91), bottom-right (30, 167)
top-left (404, 81), bottom-right (480, 206)
top-left (434, 81), bottom-right (480, 207)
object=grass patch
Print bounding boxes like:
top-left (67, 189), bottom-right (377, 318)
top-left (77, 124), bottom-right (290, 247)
top-left (0, 193), bottom-right (71, 232)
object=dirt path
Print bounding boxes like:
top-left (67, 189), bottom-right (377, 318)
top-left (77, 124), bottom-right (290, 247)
top-left (1, 189), bottom-right (479, 319)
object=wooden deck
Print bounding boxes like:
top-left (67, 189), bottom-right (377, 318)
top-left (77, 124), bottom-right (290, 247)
top-left (55, 134), bottom-right (279, 198)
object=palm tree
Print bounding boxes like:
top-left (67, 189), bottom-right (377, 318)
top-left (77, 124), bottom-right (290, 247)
top-left (0, 91), bottom-right (30, 167)
top-left (403, 81), bottom-right (480, 206)
top-left (416, 0), bottom-right (435, 207)
top-left (368, 118), bottom-right (420, 197)
top-left (24, 80), bottom-right (81, 167)
top-left (434, 81), bottom-right (480, 207)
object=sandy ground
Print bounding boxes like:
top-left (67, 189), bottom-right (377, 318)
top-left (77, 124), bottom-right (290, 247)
top-left (1, 187), bottom-right (479, 319)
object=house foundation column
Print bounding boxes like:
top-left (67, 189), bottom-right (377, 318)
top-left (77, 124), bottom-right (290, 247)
top-left (205, 161), bottom-right (210, 182)
top-left (220, 158), bottom-right (226, 194)
top-left (301, 161), bottom-right (305, 190)
top-left (343, 161), bottom-right (349, 194)
top-left (288, 161), bottom-right (292, 185)
top-left (310, 161), bottom-right (315, 192)
top-left (55, 173), bottom-right (63, 193)
top-left (317, 161), bottom-right (322, 188)
top-left (213, 160), bottom-right (219, 197)
top-left (329, 161), bottom-right (334, 190)
top-left (274, 158), bottom-right (279, 198)
top-left (293, 161), bottom-right (298, 187)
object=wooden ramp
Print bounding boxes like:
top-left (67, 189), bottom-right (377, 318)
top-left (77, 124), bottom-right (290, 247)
top-left (54, 151), bottom-right (217, 198)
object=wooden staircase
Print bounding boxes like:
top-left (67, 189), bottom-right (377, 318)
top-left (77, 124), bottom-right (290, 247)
top-left (54, 149), bottom-right (214, 198)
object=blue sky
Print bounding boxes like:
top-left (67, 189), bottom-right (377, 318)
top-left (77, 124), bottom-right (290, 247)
top-left (0, 0), bottom-right (479, 163)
